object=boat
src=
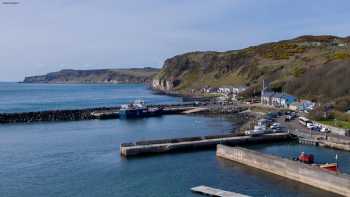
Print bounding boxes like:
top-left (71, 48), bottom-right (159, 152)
top-left (320, 163), bottom-right (338, 172)
top-left (298, 152), bottom-right (314, 164)
top-left (296, 152), bottom-right (338, 172)
top-left (119, 100), bottom-right (163, 119)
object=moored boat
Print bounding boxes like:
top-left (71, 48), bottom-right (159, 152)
top-left (295, 152), bottom-right (338, 172)
top-left (298, 152), bottom-right (314, 164)
top-left (320, 163), bottom-right (337, 172)
top-left (119, 100), bottom-right (163, 119)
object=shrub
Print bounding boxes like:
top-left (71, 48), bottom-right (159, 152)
top-left (333, 96), bottom-right (350, 112)
top-left (308, 105), bottom-right (333, 121)
top-left (332, 110), bottom-right (350, 122)
top-left (329, 52), bottom-right (350, 60)
top-left (290, 65), bottom-right (306, 77)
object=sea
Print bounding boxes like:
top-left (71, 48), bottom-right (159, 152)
top-left (0, 82), bottom-right (348, 197)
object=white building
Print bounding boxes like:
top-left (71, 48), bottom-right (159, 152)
top-left (261, 91), bottom-right (297, 108)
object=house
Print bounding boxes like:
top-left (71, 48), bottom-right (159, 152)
top-left (217, 87), bottom-right (232, 94)
top-left (289, 102), bottom-right (301, 111)
top-left (300, 100), bottom-right (315, 111)
top-left (261, 91), bottom-right (274, 106)
top-left (261, 91), bottom-right (296, 108)
top-left (288, 100), bottom-right (315, 111)
top-left (281, 94), bottom-right (297, 108)
top-left (216, 86), bottom-right (246, 94)
top-left (232, 86), bottom-right (247, 95)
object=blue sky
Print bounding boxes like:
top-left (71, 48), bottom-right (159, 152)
top-left (0, 0), bottom-right (349, 81)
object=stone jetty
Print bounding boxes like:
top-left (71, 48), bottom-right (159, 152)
top-left (217, 145), bottom-right (350, 197)
top-left (120, 133), bottom-right (291, 157)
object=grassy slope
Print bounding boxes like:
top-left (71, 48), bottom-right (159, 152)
top-left (155, 35), bottom-right (350, 101)
top-left (319, 120), bottom-right (350, 129)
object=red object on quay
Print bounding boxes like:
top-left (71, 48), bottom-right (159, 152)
top-left (298, 152), bottom-right (314, 164)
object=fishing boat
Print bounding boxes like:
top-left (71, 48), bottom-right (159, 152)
top-left (298, 152), bottom-right (314, 164)
top-left (295, 152), bottom-right (338, 172)
top-left (119, 100), bottom-right (163, 119)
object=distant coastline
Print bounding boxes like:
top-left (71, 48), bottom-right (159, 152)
top-left (22, 67), bottom-right (159, 84)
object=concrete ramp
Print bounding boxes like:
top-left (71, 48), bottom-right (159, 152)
top-left (191, 185), bottom-right (251, 197)
top-left (182, 107), bottom-right (208, 114)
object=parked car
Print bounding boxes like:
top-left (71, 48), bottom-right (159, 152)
top-left (291, 112), bottom-right (297, 118)
top-left (270, 122), bottom-right (281, 129)
top-left (321, 127), bottom-right (330, 133)
top-left (267, 112), bottom-right (279, 119)
top-left (311, 126), bottom-right (321, 132)
top-left (272, 128), bottom-right (281, 133)
top-left (285, 115), bottom-right (293, 121)
top-left (306, 122), bottom-right (315, 129)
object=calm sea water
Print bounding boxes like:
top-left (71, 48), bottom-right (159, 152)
top-left (0, 83), bottom-right (348, 197)
top-left (0, 83), bottom-right (181, 113)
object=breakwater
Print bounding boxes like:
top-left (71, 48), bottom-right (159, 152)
top-left (0, 103), bottom-right (199, 124)
top-left (217, 145), bottom-right (350, 196)
top-left (120, 133), bottom-right (291, 157)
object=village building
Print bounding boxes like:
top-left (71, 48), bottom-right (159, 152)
top-left (289, 102), bottom-right (301, 111)
top-left (288, 100), bottom-right (315, 111)
top-left (216, 85), bottom-right (247, 95)
top-left (201, 85), bottom-right (247, 101)
top-left (261, 91), bottom-right (296, 108)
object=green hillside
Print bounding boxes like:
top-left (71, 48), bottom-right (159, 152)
top-left (153, 35), bottom-right (350, 102)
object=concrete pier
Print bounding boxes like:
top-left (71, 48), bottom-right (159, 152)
top-left (191, 185), bottom-right (251, 197)
top-left (120, 133), bottom-right (291, 157)
top-left (216, 145), bottom-right (350, 196)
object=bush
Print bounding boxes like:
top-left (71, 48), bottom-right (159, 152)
top-left (329, 52), bottom-right (350, 60)
top-left (308, 105), bottom-right (333, 121)
top-left (332, 110), bottom-right (350, 122)
top-left (333, 96), bottom-right (350, 112)
top-left (290, 65), bottom-right (306, 77)
top-left (262, 43), bottom-right (305, 60)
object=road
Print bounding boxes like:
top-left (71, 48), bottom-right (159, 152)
top-left (276, 115), bottom-right (326, 139)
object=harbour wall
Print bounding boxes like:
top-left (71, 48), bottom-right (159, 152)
top-left (120, 133), bottom-right (291, 157)
top-left (216, 145), bottom-right (350, 196)
top-left (290, 130), bottom-right (350, 151)
top-left (0, 107), bottom-right (112, 123)
top-left (0, 103), bottom-right (198, 124)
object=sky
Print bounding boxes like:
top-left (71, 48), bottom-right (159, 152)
top-left (0, 0), bottom-right (350, 81)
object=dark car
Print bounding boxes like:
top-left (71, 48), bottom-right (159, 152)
top-left (285, 116), bottom-right (292, 122)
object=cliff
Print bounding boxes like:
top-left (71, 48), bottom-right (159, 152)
top-left (23, 67), bottom-right (159, 84)
top-left (153, 35), bottom-right (350, 101)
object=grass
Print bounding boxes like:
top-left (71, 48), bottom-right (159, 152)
top-left (330, 52), bottom-right (350, 60)
top-left (319, 119), bottom-right (350, 129)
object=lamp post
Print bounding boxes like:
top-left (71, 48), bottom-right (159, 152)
top-left (335, 154), bottom-right (339, 173)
